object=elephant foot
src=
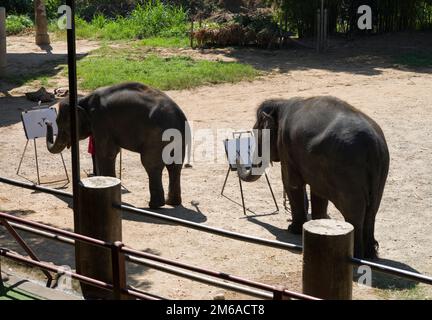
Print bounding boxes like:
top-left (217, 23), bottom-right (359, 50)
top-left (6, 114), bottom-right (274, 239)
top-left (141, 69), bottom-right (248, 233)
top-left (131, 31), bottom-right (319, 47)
top-left (149, 198), bottom-right (166, 209)
top-left (166, 195), bottom-right (182, 206)
top-left (362, 240), bottom-right (379, 260)
top-left (287, 222), bottom-right (304, 235)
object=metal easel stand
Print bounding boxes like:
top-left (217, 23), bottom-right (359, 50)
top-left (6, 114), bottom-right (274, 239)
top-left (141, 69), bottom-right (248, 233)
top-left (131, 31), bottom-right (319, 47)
top-left (220, 167), bottom-right (279, 216)
top-left (16, 138), bottom-right (69, 185)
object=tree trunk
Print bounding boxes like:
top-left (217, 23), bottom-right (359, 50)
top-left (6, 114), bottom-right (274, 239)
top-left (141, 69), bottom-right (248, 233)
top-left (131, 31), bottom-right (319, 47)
top-left (34, 0), bottom-right (50, 46)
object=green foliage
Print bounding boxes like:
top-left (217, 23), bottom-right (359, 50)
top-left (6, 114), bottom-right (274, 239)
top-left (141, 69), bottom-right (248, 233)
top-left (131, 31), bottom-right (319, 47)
top-left (50, 1), bottom-right (189, 40)
top-left (1, 0), bottom-right (33, 16)
top-left (266, 0), bottom-right (432, 37)
top-left (72, 47), bottom-right (259, 90)
top-left (5, 14), bottom-right (33, 35)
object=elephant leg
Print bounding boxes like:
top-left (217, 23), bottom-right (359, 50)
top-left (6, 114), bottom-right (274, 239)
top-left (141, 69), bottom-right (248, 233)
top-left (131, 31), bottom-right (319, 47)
top-left (286, 187), bottom-right (308, 234)
top-left (310, 191), bottom-right (329, 220)
top-left (95, 145), bottom-right (119, 178)
top-left (339, 199), bottom-right (366, 258)
top-left (282, 163), bottom-right (307, 234)
top-left (166, 164), bottom-right (182, 206)
top-left (142, 156), bottom-right (165, 209)
top-left (363, 211), bottom-right (379, 259)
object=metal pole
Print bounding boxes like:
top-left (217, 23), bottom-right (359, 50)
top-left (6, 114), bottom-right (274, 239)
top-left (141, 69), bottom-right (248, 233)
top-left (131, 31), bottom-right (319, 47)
top-left (33, 139), bottom-right (41, 185)
top-left (111, 242), bottom-right (127, 300)
top-left (316, 9), bottom-right (321, 53)
top-left (324, 8), bottom-right (328, 51)
top-left (238, 176), bottom-right (247, 215)
top-left (220, 167), bottom-right (230, 195)
top-left (265, 173), bottom-right (279, 212)
top-left (0, 218), bottom-right (53, 286)
top-left (65, 0), bottom-right (80, 230)
top-left (0, 7), bottom-right (6, 76)
top-left (16, 140), bottom-right (29, 175)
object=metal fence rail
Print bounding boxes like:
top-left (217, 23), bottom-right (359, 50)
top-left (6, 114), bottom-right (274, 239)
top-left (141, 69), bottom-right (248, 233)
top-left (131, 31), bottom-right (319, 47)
top-left (0, 177), bottom-right (303, 252)
top-left (350, 258), bottom-right (432, 286)
top-left (0, 211), bottom-right (315, 300)
top-left (0, 248), bottom-right (159, 300)
top-left (120, 204), bottom-right (303, 252)
top-left (1, 176), bottom-right (432, 296)
top-left (122, 247), bottom-right (318, 300)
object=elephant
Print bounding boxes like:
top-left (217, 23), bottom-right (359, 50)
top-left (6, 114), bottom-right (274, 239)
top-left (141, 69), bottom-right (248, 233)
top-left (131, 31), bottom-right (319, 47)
top-left (238, 96), bottom-right (389, 259)
top-left (46, 82), bottom-right (190, 209)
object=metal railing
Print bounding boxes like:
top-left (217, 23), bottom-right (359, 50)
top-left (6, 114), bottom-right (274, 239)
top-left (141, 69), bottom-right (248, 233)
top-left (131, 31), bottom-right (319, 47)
top-left (1, 176), bottom-right (432, 297)
top-left (0, 211), bottom-right (318, 300)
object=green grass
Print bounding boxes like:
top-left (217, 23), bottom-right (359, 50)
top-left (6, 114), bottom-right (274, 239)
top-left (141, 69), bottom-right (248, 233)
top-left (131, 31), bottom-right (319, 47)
top-left (72, 47), bottom-right (259, 91)
top-left (0, 285), bottom-right (43, 301)
top-left (5, 15), bottom-right (33, 35)
top-left (380, 285), bottom-right (430, 300)
top-left (395, 52), bottom-right (432, 68)
top-left (137, 36), bottom-right (190, 48)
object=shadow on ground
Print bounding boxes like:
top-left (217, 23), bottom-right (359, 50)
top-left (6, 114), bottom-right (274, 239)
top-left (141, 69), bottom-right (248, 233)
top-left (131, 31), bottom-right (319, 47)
top-left (354, 258), bottom-right (425, 291)
top-left (0, 51), bottom-right (88, 128)
top-left (197, 32), bottom-right (432, 76)
top-left (122, 203), bottom-right (207, 225)
top-left (246, 216), bottom-right (302, 249)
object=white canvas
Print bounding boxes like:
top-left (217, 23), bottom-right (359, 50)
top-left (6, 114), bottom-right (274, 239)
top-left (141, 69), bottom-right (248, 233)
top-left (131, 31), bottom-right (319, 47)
top-left (224, 137), bottom-right (256, 169)
top-left (21, 107), bottom-right (58, 140)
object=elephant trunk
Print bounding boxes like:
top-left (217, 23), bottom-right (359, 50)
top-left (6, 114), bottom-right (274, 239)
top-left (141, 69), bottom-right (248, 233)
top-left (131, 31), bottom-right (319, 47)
top-left (46, 121), bottom-right (68, 154)
top-left (236, 135), bottom-right (269, 183)
top-left (236, 159), bottom-right (263, 182)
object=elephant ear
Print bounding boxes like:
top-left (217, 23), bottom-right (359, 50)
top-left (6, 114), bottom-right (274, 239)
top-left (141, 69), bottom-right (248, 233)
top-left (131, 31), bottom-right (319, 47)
top-left (77, 93), bottom-right (100, 137)
top-left (78, 93), bottom-right (101, 114)
top-left (260, 111), bottom-right (277, 131)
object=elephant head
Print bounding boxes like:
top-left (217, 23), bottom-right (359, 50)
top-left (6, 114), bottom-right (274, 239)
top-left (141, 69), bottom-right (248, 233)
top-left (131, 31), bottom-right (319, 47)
top-left (237, 101), bottom-right (280, 182)
top-left (46, 96), bottom-right (93, 154)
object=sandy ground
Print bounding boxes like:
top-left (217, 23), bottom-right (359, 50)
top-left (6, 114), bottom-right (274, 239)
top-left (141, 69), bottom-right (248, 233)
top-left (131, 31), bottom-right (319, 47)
top-left (0, 34), bottom-right (431, 300)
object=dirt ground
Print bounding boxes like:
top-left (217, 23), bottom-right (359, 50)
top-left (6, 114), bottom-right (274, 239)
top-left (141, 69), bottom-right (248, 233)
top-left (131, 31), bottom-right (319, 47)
top-left (0, 33), bottom-right (431, 300)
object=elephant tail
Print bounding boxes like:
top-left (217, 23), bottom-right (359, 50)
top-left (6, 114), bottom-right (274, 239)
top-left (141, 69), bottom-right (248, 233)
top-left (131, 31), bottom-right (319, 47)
top-left (184, 120), bottom-right (193, 168)
top-left (364, 138), bottom-right (390, 259)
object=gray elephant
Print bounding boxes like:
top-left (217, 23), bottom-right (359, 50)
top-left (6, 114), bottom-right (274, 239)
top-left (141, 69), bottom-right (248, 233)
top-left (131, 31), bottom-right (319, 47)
top-left (238, 96), bottom-right (389, 258)
top-left (46, 82), bottom-right (190, 209)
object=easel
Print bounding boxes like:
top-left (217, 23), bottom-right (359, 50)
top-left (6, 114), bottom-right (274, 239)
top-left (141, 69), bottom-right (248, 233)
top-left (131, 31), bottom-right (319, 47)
top-left (17, 106), bottom-right (69, 185)
top-left (221, 131), bottom-right (279, 216)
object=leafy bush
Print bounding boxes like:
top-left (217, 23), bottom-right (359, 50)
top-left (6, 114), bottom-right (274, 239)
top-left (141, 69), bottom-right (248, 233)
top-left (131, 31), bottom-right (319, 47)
top-left (51, 1), bottom-right (189, 40)
top-left (5, 15), bottom-right (33, 35)
top-left (2, 0), bottom-right (33, 16)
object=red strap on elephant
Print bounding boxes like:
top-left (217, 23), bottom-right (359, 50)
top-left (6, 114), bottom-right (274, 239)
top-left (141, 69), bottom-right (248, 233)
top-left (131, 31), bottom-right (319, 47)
top-left (88, 136), bottom-right (95, 155)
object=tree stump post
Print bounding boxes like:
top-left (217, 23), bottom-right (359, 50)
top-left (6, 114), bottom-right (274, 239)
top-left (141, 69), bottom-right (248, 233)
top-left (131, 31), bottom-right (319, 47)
top-left (76, 177), bottom-right (123, 300)
top-left (302, 219), bottom-right (354, 300)
top-left (0, 7), bottom-right (6, 76)
top-left (34, 0), bottom-right (50, 45)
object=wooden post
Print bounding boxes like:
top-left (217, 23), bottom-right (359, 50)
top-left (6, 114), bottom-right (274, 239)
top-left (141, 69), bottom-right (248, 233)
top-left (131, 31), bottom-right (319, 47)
top-left (190, 19), bottom-right (194, 49)
top-left (76, 177), bottom-right (122, 300)
top-left (316, 9), bottom-right (321, 53)
top-left (34, 0), bottom-right (50, 45)
top-left (323, 8), bottom-right (328, 51)
top-left (111, 241), bottom-right (127, 300)
top-left (302, 219), bottom-right (354, 300)
top-left (0, 7), bottom-right (6, 76)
